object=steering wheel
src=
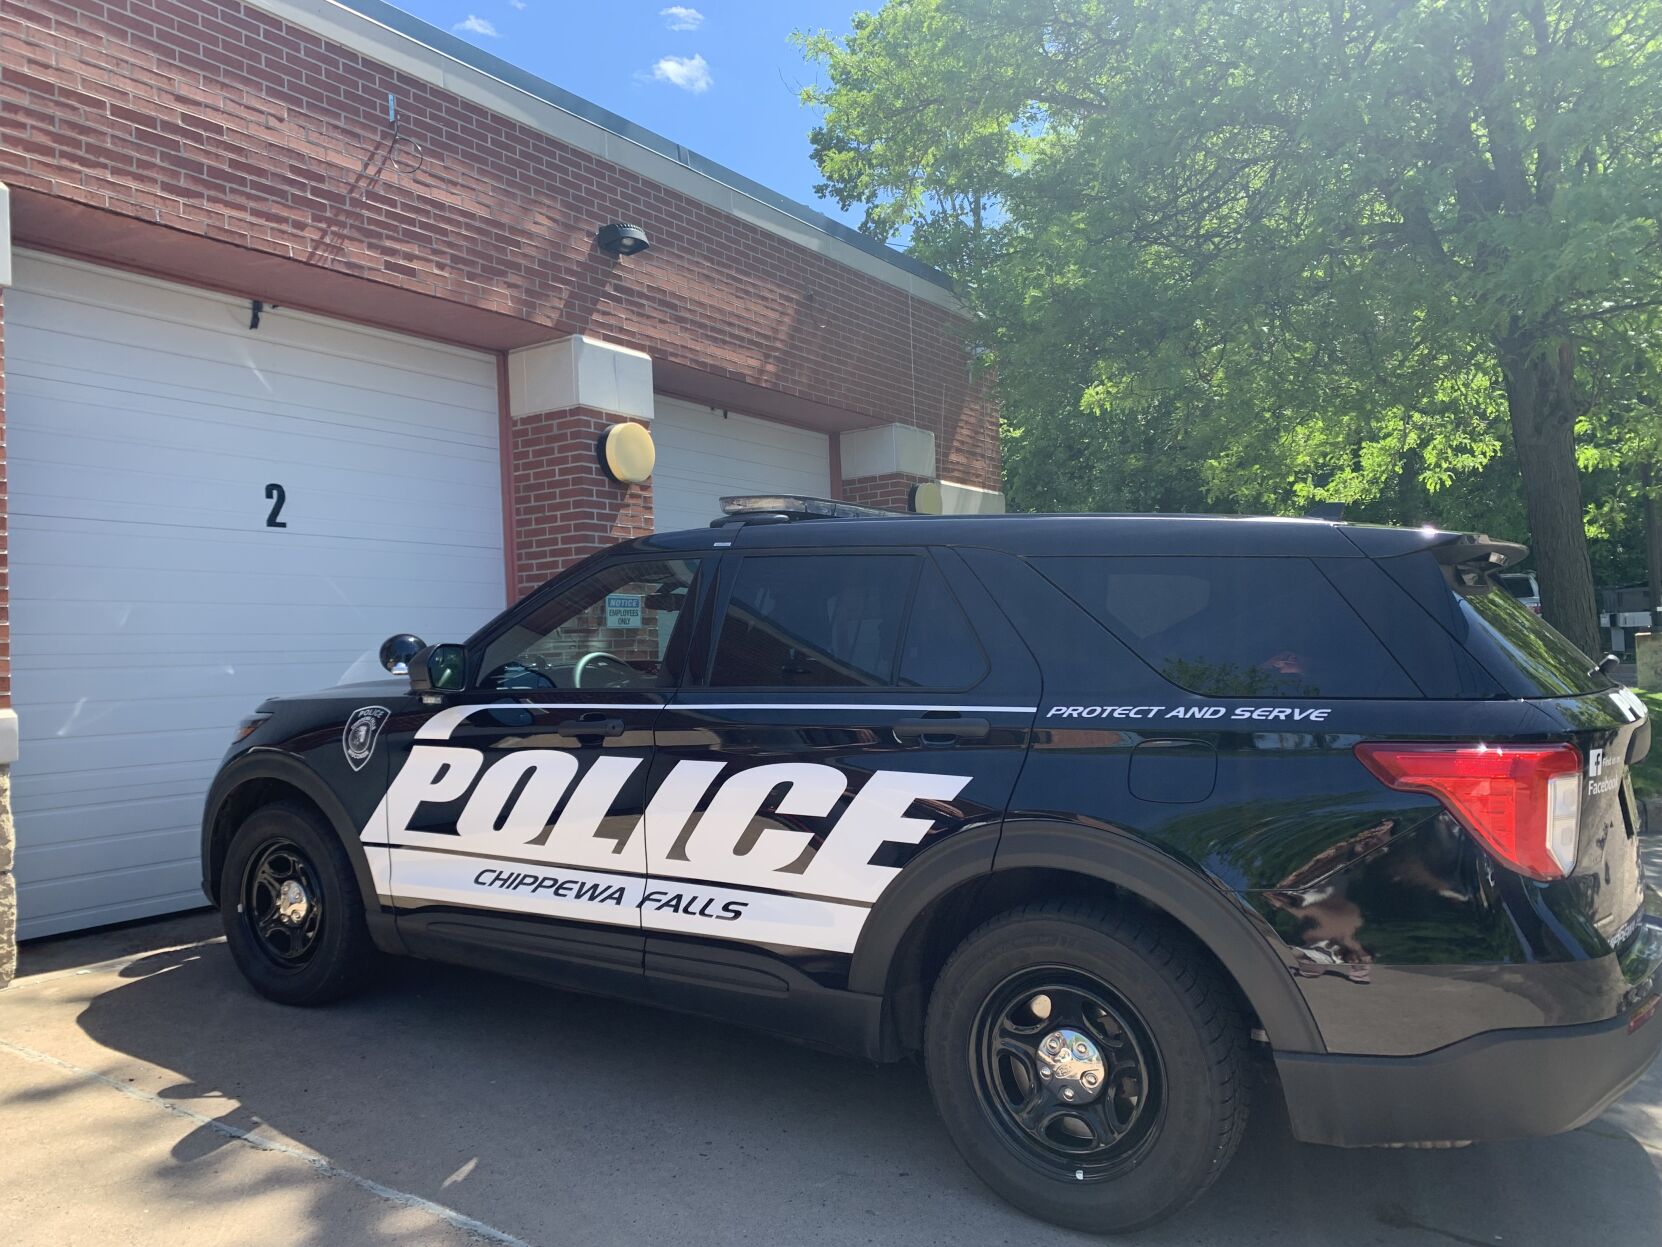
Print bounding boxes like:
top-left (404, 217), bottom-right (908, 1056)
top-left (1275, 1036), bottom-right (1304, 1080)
top-left (574, 650), bottom-right (632, 688)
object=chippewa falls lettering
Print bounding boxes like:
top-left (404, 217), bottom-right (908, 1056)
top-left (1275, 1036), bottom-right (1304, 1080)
top-left (367, 744), bottom-right (973, 906)
top-left (470, 869), bottom-right (747, 921)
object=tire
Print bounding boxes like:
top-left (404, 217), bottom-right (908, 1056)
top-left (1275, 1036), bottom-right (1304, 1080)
top-left (219, 801), bottom-right (376, 1006)
top-left (924, 899), bottom-right (1248, 1233)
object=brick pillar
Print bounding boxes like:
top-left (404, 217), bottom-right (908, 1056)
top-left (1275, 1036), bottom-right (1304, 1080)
top-left (505, 335), bottom-right (657, 601)
top-left (510, 408), bottom-right (652, 599)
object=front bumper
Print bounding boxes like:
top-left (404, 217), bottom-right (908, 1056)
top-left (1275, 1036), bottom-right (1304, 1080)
top-left (1277, 918), bottom-right (1662, 1147)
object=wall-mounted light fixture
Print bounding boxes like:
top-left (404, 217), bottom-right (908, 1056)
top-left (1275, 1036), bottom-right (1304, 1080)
top-left (596, 222), bottom-right (650, 257)
top-left (597, 422), bottom-right (656, 484)
top-left (908, 480), bottom-right (943, 514)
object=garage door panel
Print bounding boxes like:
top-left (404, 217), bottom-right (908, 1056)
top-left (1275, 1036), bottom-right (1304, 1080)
top-left (9, 253), bottom-right (507, 937)
top-left (17, 760), bottom-right (222, 812)
top-left (19, 263), bottom-right (498, 421)
top-left (16, 522), bottom-right (498, 591)
top-left (14, 437), bottom-right (502, 543)
top-left (12, 597), bottom-right (491, 640)
top-left (15, 374), bottom-right (501, 481)
top-left (652, 396), bottom-right (831, 534)
top-left (17, 812), bottom-right (199, 872)
top-left (18, 556), bottom-right (500, 612)
top-left (17, 864), bottom-right (204, 939)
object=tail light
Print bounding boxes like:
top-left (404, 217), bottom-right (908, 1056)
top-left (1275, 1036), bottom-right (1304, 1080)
top-left (1354, 743), bottom-right (1581, 880)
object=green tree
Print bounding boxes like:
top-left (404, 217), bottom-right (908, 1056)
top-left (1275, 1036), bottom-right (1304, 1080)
top-left (802, 0), bottom-right (1662, 653)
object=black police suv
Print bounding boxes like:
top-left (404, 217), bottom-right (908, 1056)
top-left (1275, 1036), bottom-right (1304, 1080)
top-left (203, 500), bottom-right (1662, 1232)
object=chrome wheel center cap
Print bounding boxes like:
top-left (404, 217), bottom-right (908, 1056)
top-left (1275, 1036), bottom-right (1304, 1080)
top-left (276, 879), bottom-right (311, 926)
top-left (1036, 1028), bottom-right (1105, 1104)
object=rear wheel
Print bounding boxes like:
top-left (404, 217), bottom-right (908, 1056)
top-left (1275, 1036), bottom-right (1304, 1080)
top-left (219, 802), bottom-right (375, 1005)
top-left (924, 900), bottom-right (1247, 1233)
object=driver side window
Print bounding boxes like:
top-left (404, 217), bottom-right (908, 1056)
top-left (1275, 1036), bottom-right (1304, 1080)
top-left (477, 558), bottom-right (701, 691)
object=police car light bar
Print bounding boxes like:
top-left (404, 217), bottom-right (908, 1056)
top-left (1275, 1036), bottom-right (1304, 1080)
top-left (718, 495), bottom-right (895, 520)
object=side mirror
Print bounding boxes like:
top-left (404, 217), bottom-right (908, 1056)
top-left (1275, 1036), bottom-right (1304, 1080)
top-left (379, 633), bottom-right (426, 674)
top-left (409, 643), bottom-right (468, 693)
top-left (1595, 653), bottom-right (1620, 677)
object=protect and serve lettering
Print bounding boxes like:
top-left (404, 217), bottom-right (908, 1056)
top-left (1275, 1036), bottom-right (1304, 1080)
top-left (1045, 704), bottom-right (1332, 722)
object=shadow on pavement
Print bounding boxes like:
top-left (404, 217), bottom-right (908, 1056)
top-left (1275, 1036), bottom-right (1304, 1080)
top-left (67, 942), bottom-right (1662, 1247)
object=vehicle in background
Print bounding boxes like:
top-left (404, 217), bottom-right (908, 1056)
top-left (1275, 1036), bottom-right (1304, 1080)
top-left (1498, 570), bottom-right (1541, 613)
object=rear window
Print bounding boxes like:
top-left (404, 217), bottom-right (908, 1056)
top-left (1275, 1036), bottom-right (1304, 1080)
top-left (1032, 556), bottom-right (1419, 698)
top-left (1459, 581), bottom-right (1609, 697)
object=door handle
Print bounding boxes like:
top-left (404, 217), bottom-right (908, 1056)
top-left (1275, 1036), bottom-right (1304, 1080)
top-left (555, 717), bottom-right (627, 739)
top-left (892, 716), bottom-right (991, 744)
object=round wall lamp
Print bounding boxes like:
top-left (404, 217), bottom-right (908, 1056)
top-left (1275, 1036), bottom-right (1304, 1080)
top-left (908, 480), bottom-right (944, 514)
top-left (596, 222), bottom-right (650, 257)
top-left (597, 421), bottom-right (656, 484)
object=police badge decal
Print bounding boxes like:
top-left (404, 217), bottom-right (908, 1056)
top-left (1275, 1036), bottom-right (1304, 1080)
top-left (343, 706), bottom-right (391, 772)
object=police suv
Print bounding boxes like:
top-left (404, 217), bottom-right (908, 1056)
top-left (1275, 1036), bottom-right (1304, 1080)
top-left (204, 499), bottom-right (1662, 1232)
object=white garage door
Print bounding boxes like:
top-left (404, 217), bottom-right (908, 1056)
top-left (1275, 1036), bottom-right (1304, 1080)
top-left (8, 253), bottom-right (506, 938)
top-left (651, 396), bottom-right (831, 533)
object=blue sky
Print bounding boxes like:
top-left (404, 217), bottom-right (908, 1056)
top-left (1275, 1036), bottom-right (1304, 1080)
top-left (388, 1), bottom-right (868, 228)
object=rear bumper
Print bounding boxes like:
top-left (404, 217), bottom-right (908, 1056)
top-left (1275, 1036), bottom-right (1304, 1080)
top-left (1279, 918), bottom-right (1662, 1147)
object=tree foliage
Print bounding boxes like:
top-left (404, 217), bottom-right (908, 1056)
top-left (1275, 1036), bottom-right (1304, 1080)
top-left (802, 0), bottom-right (1662, 652)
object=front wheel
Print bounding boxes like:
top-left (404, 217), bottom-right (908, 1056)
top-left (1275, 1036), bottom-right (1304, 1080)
top-left (924, 900), bottom-right (1248, 1233)
top-left (219, 801), bottom-right (376, 1006)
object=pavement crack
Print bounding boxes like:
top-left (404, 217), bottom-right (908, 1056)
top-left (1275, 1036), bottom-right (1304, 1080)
top-left (1375, 1203), bottom-right (1499, 1247)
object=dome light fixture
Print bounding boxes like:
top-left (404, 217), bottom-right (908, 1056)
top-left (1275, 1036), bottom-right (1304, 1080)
top-left (596, 222), bottom-right (650, 257)
top-left (597, 421), bottom-right (656, 484)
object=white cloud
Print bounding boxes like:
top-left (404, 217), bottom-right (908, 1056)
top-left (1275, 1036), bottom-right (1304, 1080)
top-left (453, 14), bottom-right (499, 36)
top-left (651, 52), bottom-right (712, 93)
top-left (508, 0), bottom-right (526, 8)
top-left (660, 6), bottom-right (703, 31)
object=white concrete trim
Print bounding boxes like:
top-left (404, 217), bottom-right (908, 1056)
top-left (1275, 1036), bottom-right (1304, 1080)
top-left (938, 481), bottom-right (1007, 514)
top-left (0, 710), bottom-right (17, 766)
top-left (508, 335), bottom-right (655, 421)
top-left (243, 0), bottom-right (962, 313)
top-left (839, 423), bottom-right (936, 480)
top-left (0, 182), bottom-right (12, 288)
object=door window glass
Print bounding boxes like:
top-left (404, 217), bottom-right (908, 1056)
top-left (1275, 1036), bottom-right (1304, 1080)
top-left (477, 559), bottom-right (700, 691)
top-left (709, 555), bottom-right (919, 687)
top-left (898, 560), bottom-right (988, 688)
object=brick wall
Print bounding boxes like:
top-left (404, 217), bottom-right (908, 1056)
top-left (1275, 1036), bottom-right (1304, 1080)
top-left (511, 409), bottom-right (652, 599)
top-left (843, 472), bottom-right (930, 513)
top-left (0, 0), bottom-right (1000, 490)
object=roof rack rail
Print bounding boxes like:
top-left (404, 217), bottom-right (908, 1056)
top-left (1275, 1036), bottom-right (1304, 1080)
top-left (713, 495), bottom-right (896, 524)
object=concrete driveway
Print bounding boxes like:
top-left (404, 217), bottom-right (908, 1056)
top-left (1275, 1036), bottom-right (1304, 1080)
top-left (3, 902), bottom-right (1660, 1247)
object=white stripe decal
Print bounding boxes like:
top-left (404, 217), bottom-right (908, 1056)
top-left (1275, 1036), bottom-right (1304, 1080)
top-left (674, 703), bottom-right (1037, 713)
top-left (416, 701), bottom-right (1035, 739)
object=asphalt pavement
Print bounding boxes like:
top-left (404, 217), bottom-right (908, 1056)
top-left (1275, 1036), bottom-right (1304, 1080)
top-left (3, 872), bottom-right (1660, 1247)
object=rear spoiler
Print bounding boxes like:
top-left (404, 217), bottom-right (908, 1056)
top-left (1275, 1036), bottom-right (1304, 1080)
top-left (1429, 533), bottom-right (1530, 585)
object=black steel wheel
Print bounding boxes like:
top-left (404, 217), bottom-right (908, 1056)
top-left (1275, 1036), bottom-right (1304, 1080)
top-left (925, 899), bottom-right (1247, 1234)
top-left (220, 801), bottom-right (376, 1006)
top-left (972, 969), bottom-right (1164, 1182)
top-left (240, 837), bottom-right (326, 969)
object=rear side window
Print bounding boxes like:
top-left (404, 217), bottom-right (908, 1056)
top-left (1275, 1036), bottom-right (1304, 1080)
top-left (1461, 581), bottom-right (1609, 697)
top-left (1379, 552), bottom-right (1610, 698)
top-left (1033, 556), bottom-right (1418, 698)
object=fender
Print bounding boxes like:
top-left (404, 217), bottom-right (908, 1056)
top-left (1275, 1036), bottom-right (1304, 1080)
top-left (850, 817), bottom-right (1326, 1054)
top-left (200, 748), bottom-right (402, 952)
